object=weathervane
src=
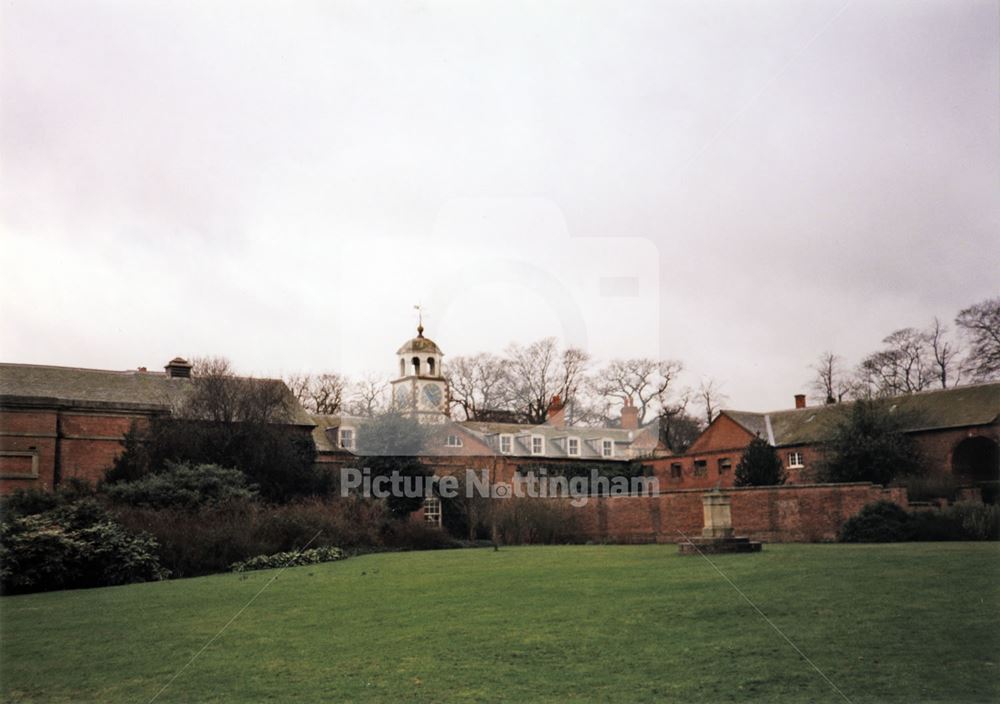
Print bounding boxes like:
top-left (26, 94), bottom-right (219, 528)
top-left (413, 303), bottom-right (424, 337)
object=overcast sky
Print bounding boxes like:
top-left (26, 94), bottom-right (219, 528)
top-left (1, 0), bottom-right (997, 411)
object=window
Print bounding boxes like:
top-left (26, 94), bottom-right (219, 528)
top-left (670, 462), bottom-right (682, 479)
top-left (427, 357), bottom-right (435, 375)
top-left (339, 428), bottom-right (355, 450)
top-left (567, 437), bottom-right (580, 456)
top-left (411, 356), bottom-right (420, 375)
top-left (445, 434), bottom-right (463, 447)
top-left (601, 439), bottom-right (614, 458)
top-left (531, 435), bottom-right (545, 455)
top-left (787, 451), bottom-right (804, 468)
top-left (499, 434), bottom-right (513, 455)
top-left (399, 359), bottom-right (405, 376)
top-left (423, 497), bottom-right (441, 526)
top-left (693, 459), bottom-right (708, 477)
top-left (718, 457), bottom-right (732, 475)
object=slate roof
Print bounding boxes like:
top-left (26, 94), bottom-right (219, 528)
top-left (0, 363), bottom-right (314, 426)
top-left (723, 382), bottom-right (1000, 447)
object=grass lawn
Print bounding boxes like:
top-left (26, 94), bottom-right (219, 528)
top-left (1, 543), bottom-right (998, 703)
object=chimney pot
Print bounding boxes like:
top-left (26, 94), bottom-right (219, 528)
top-left (620, 402), bottom-right (640, 430)
top-left (794, 394), bottom-right (806, 409)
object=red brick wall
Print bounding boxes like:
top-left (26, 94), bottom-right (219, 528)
top-left (0, 408), bottom-right (152, 494)
top-left (563, 483), bottom-right (908, 543)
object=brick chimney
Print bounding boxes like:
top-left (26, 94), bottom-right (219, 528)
top-left (164, 357), bottom-right (193, 378)
top-left (547, 395), bottom-right (566, 428)
top-left (620, 398), bottom-right (639, 430)
top-left (794, 394), bottom-right (806, 409)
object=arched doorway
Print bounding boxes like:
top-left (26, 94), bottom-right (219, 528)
top-left (952, 436), bottom-right (1000, 482)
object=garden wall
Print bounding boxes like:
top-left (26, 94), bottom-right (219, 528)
top-left (569, 482), bottom-right (908, 543)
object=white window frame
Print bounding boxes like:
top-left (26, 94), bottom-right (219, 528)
top-left (567, 437), bottom-right (580, 457)
top-left (787, 451), bottom-right (804, 469)
top-left (601, 438), bottom-right (614, 458)
top-left (423, 497), bottom-right (442, 527)
top-left (531, 435), bottom-right (545, 456)
top-left (445, 434), bottom-right (463, 447)
top-left (499, 434), bottom-right (513, 455)
top-left (339, 428), bottom-right (355, 450)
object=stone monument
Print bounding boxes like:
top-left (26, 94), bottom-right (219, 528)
top-left (679, 488), bottom-right (762, 555)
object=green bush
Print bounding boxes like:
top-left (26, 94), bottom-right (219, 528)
top-left (231, 546), bottom-right (345, 572)
top-left (0, 479), bottom-right (95, 520)
top-left (839, 501), bottom-right (912, 542)
top-left (839, 500), bottom-right (1000, 543)
top-left (0, 500), bottom-right (167, 594)
top-left (103, 462), bottom-right (258, 509)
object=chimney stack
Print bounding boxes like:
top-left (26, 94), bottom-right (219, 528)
top-left (794, 394), bottom-right (806, 409)
top-left (547, 395), bottom-right (566, 428)
top-left (165, 357), bottom-right (193, 378)
top-left (620, 398), bottom-right (639, 430)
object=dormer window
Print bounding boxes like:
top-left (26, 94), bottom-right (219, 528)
top-left (499, 434), bottom-right (513, 455)
top-left (339, 428), bottom-right (355, 450)
top-left (601, 439), bottom-right (614, 458)
top-left (445, 434), bottom-right (463, 447)
top-left (567, 437), bottom-right (580, 456)
top-left (531, 435), bottom-right (545, 455)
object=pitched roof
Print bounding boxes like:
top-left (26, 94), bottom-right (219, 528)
top-left (722, 382), bottom-right (1000, 447)
top-left (0, 363), bottom-right (314, 426)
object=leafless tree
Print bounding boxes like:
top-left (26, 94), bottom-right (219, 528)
top-left (928, 318), bottom-right (962, 389)
top-left (956, 297), bottom-right (1000, 382)
top-left (810, 351), bottom-right (851, 404)
top-left (505, 338), bottom-right (591, 424)
top-left (180, 356), bottom-right (293, 425)
top-left (285, 372), bottom-right (347, 415)
top-left (445, 353), bottom-right (511, 421)
top-left (592, 357), bottom-right (684, 424)
top-left (698, 378), bottom-right (728, 425)
top-left (346, 374), bottom-right (389, 417)
top-left (857, 328), bottom-right (934, 396)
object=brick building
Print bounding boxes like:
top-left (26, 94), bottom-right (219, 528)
top-left (651, 384), bottom-right (1000, 491)
top-left (0, 359), bottom-right (314, 494)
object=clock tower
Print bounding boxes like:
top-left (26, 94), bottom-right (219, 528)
top-left (391, 322), bottom-right (449, 423)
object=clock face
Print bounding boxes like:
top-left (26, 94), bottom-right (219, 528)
top-left (422, 384), bottom-right (443, 408)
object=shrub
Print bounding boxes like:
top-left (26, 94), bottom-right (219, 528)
top-left (839, 500), bottom-right (1000, 543)
top-left (492, 497), bottom-right (581, 545)
top-left (0, 500), bottom-right (167, 594)
top-left (946, 502), bottom-right (1000, 541)
top-left (112, 496), bottom-right (453, 578)
top-left (0, 479), bottom-right (95, 520)
top-left (231, 546), bottom-right (345, 572)
top-left (103, 462), bottom-right (258, 509)
top-left (839, 501), bottom-right (912, 542)
top-left (902, 475), bottom-right (962, 503)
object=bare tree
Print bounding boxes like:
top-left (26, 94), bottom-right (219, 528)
top-left (505, 338), bottom-right (565, 424)
top-left (810, 352), bottom-right (851, 404)
top-left (183, 356), bottom-right (291, 424)
top-left (698, 378), bottom-right (728, 425)
top-left (346, 374), bottom-right (389, 417)
top-left (956, 297), bottom-right (1000, 382)
top-left (928, 318), bottom-right (961, 389)
top-left (857, 328), bottom-right (933, 396)
top-left (592, 357), bottom-right (683, 424)
top-left (285, 372), bottom-right (347, 415)
top-left (445, 353), bottom-right (511, 421)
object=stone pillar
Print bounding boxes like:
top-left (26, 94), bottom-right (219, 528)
top-left (702, 488), bottom-right (733, 539)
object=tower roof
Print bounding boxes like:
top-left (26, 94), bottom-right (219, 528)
top-left (396, 325), bottom-right (443, 355)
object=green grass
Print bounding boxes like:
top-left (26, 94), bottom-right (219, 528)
top-left (1, 543), bottom-right (998, 703)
